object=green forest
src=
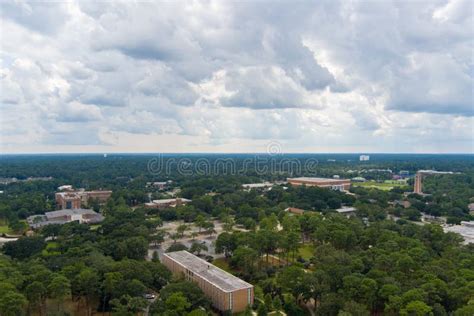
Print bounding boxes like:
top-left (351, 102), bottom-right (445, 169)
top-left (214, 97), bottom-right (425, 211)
top-left (0, 154), bottom-right (473, 315)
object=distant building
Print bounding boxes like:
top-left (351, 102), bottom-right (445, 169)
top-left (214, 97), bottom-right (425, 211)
top-left (284, 207), bottom-right (306, 216)
top-left (144, 198), bottom-right (191, 209)
top-left (414, 170), bottom-right (456, 194)
top-left (242, 182), bottom-right (274, 191)
top-left (444, 221), bottom-right (474, 244)
top-left (162, 251), bottom-right (254, 313)
top-left (57, 185), bottom-right (74, 191)
top-left (287, 177), bottom-right (351, 191)
top-left (335, 206), bottom-right (357, 217)
top-left (27, 209), bottom-right (103, 229)
top-left (468, 203), bottom-right (474, 215)
top-left (146, 181), bottom-right (169, 190)
top-left (359, 155), bottom-right (370, 161)
top-left (351, 177), bottom-right (366, 182)
top-left (55, 189), bottom-right (112, 210)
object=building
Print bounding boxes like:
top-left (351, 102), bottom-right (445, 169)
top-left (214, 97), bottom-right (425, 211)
top-left (162, 251), bottom-right (253, 313)
top-left (443, 221), bottom-right (474, 245)
top-left (27, 209), bottom-right (104, 229)
top-left (468, 203), bottom-right (474, 215)
top-left (144, 198), bottom-right (191, 209)
top-left (335, 206), bottom-right (357, 217)
top-left (58, 185), bottom-right (73, 191)
top-left (287, 177), bottom-right (351, 191)
top-left (55, 189), bottom-right (112, 210)
top-left (242, 182), bottom-right (273, 191)
top-left (146, 181), bottom-right (169, 190)
top-left (284, 207), bottom-right (306, 215)
top-left (414, 170), bottom-right (456, 194)
top-left (359, 155), bottom-right (370, 161)
top-left (351, 177), bottom-right (367, 182)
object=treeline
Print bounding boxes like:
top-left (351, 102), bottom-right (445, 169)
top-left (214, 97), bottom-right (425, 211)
top-left (214, 212), bottom-right (474, 315)
top-left (0, 198), bottom-right (215, 316)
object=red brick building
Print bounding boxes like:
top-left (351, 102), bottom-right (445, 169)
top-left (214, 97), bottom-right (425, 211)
top-left (55, 189), bottom-right (112, 210)
top-left (162, 251), bottom-right (254, 313)
top-left (287, 177), bottom-right (351, 191)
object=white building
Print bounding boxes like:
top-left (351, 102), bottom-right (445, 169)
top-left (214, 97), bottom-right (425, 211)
top-left (359, 155), bottom-right (370, 161)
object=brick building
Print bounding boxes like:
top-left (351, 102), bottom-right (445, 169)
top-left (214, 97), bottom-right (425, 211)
top-left (55, 189), bottom-right (112, 210)
top-left (287, 177), bottom-right (351, 191)
top-left (162, 251), bottom-right (254, 313)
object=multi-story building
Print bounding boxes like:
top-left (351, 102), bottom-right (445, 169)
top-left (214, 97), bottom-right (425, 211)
top-left (144, 198), bottom-right (191, 209)
top-left (27, 209), bottom-right (104, 229)
top-left (162, 251), bottom-right (254, 314)
top-left (287, 177), bottom-right (351, 191)
top-left (55, 189), bottom-right (112, 210)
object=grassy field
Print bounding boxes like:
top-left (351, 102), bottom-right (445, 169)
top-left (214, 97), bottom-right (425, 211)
top-left (212, 258), bottom-right (233, 272)
top-left (41, 242), bottom-right (61, 256)
top-left (352, 180), bottom-right (409, 191)
top-left (298, 244), bottom-right (315, 260)
top-left (0, 219), bottom-right (13, 234)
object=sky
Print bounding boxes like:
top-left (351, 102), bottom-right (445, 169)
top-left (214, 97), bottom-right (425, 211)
top-left (0, 0), bottom-right (473, 154)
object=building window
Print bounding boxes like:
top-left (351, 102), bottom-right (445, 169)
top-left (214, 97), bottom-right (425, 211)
top-left (66, 201), bottom-right (72, 209)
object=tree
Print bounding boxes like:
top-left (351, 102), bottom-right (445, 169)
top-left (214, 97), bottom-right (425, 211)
top-left (273, 296), bottom-right (282, 314)
top-left (231, 246), bottom-right (258, 276)
top-left (102, 272), bottom-right (124, 312)
top-left (195, 215), bottom-right (206, 233)
top-left (25, 281), bottom-right (46, 316)
top-left (77, 268), bottom-right (100, 316)
top-left (187, 309), bottom-right (208, 316)
top-left (40, 224), bottom-right (62, 240)
top-left (190, 242), bottom-right (208, 256)
top-left (150, 229), bottom-right (166, 247)
top-left (264, 293), bottom-right (273, 311)
top-left (167, 243), bottom-right (188, 252)
top-left (3, 236), bottom-right (46, 260)
top-left (400, 301), bottom-right (433, 316)
top-left (257, 303), bottom-right (268, 316)
top-left (177, 224), bottom-right (188, 238)
top-left (110, 294), bottom-right (147, 316)
top-left (165, 292), bottom-right (191, 316)
top-left (215, 232), bottom-right (236, 258)
top-left (48, 274), bottom-right (71, 313)
top-left (276, 266), bottom-right (307, 303)
top-left (0, 291), bottom-right (27, 316)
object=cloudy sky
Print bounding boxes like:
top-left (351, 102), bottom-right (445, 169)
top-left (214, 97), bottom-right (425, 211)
top-left (0, 0), bottom-right (472, 153)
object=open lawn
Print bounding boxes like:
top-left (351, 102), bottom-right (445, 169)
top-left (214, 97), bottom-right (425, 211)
top-left (212, 258), bottom-right (233, 273)
top-left (352, 180), bottom-right (409, 191)
top-left (41, 242), bottom-right (60, 256)
top-left (0, 219), bottom-right (15, 235)
top-left (90, 224), bottom-right (101, 231)
top-left (298, 244), bottom-right (315, 260)
top-left (0, 224), bottom-right (11, 234)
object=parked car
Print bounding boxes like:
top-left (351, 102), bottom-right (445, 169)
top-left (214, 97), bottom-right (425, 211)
top-left (143, 293), bottom-right (156, 300)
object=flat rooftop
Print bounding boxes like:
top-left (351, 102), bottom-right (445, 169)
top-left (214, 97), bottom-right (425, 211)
top-left (288, 177), bottom-right (349, 182)
top-left (152, 198), bottom-right (191, 204)
top-left (46, 209), bottom-right (97, 218)
top-left (163, 251), bottom-right (253, 292)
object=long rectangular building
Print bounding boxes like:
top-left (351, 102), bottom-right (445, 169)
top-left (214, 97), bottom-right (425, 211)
top-left (55, 189), bottom-right (112, 210)
top-left (288, 177), bottom-right (351, 191)
top-left (162, 251), bottom-right (253, 313)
